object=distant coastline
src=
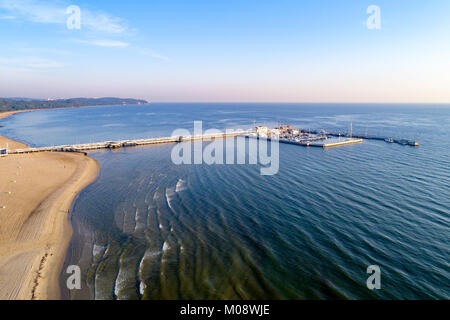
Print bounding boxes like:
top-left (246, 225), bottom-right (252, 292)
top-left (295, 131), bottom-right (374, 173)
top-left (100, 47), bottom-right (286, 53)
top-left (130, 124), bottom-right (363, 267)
top-left (0, 97), bottom-right (149, 114)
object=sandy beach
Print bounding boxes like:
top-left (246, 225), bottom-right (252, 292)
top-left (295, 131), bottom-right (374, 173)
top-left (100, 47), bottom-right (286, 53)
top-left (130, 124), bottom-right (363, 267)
top-left (0, 111), bottom-right (99, 300)
top-left (0, 136), bottom-right (28, 151)
top-left (0, 110), bottom-right (30, 120)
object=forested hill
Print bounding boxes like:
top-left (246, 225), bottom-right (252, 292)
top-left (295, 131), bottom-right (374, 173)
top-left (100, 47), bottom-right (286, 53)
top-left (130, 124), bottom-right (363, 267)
top-left (0, 97), bottom-right (149, 113)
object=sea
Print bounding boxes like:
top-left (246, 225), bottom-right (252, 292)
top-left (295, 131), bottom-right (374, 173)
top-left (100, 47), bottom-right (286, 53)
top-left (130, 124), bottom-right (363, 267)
top-left (0, 103), bottom-right (448, 299)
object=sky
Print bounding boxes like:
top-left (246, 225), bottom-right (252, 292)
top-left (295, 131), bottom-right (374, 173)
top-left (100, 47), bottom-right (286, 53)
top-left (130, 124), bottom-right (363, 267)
top-left (0, 0), bottom-right (449, 103)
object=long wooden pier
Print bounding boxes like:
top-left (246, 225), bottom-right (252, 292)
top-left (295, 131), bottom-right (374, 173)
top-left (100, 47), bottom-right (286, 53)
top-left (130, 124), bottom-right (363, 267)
top-left (8, 130), bottom-right (253, 155)
top-left (3, 127), bottom-right (419, 156)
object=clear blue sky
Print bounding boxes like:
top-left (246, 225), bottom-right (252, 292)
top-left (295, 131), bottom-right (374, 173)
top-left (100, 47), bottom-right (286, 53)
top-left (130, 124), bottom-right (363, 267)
top-left (0, 0), bottom-right (449, 102)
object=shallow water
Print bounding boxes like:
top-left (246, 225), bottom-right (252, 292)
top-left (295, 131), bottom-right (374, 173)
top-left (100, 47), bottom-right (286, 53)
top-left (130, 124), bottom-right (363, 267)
top-left (1, 103), bottom-right (449, 299)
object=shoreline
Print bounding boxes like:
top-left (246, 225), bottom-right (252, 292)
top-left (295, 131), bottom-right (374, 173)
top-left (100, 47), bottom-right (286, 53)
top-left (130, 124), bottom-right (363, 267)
top-left (0, 111), bottom-right (100, 300)
top-left (0, 102), bottom-right (151, 122)
top-left (0, 110), bottom-right (30, 120)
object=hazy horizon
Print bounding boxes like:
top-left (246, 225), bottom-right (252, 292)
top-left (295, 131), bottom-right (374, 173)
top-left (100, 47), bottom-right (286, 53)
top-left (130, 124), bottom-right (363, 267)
top-left (3, 98), bottom-right (450, 105)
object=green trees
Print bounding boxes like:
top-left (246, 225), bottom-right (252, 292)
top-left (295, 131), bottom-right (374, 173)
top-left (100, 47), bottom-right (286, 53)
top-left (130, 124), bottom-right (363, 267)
top-left (0, 97), bottom-right (148, 113)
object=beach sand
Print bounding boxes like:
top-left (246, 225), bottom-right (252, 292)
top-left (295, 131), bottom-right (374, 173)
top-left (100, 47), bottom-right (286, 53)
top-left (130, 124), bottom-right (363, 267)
top-left (0, 110), bottom-right (27, 120)
top-left (0, 111), bottom-right (100, 299)
top-left (0, 136), bottom-right (28, 151)
top-left (0, 152), bottom-right (99, 300)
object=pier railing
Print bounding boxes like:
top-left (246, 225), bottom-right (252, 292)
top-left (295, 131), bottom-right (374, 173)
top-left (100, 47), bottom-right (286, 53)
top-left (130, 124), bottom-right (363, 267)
top-left (8, 130), bottom-right (254, 154)
top-left (4, 128), bottom-right (419, 155)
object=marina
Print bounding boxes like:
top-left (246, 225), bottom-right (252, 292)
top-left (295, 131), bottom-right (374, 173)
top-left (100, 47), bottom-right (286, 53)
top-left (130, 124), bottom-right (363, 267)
top-left (248, 134), bottom-right (363, 148)
top-left (304, 129), bottom-right (420, 147)
top-left (248, 124), bottom-right (417, 149)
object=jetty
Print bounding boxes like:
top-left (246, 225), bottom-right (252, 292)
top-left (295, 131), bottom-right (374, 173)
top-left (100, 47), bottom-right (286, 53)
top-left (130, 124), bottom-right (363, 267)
top-left (321, 139), bottom-right (363, 148)
top-left (249, 135), bottom-right (363, 149)
top-left (246, 124), bottom-right (420, 149)
top-left (250, 125), bottom-right (364, 149)
top-left (1, 124), bottom-right (420, 156)
top-left (7, 130), bottom-right (253, 155)
top-left (303, 130), bottom-right (419, 147)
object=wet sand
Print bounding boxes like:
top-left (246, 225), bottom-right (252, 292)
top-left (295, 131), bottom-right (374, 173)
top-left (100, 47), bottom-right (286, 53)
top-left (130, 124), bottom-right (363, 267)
top-left (0, 111), bottom-right (100, 300)
top-left (0, 135), bottom-right (28, 151)
top-left (0, 110), bottom-right (30, 120)
top-left (0, 152), bottom-right (99, 300)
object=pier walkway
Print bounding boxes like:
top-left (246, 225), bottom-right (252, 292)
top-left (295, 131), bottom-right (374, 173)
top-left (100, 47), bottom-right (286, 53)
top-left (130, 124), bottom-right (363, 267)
top-left (304, 130), bottom-right (419, 147)
top-left (8, 130), bottom-right (253, 155)
top-left (4, 128), bottom-right (419, 156)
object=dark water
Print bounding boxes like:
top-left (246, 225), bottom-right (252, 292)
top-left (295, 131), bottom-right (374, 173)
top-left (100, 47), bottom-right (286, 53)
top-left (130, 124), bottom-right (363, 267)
top-left (1, 103), bottom-right (449, 299)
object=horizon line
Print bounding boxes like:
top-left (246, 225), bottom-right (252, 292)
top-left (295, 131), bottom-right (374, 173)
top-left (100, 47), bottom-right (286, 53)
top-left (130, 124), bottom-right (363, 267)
top-left (2, 97), bottom-right (450, 105)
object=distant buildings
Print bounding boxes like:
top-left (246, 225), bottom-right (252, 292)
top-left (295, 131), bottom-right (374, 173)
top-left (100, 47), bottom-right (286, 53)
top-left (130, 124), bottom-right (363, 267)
top-left (0, 148), bottom-right (7, 157)
top-left (255, 126), bottom-right (269, 136)
top-left (255, 125), bottom-right (304, 139)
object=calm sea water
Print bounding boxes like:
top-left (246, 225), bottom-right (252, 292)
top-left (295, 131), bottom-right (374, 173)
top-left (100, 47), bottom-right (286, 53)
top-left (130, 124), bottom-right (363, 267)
top-left (1, 103), bottom-right (449, 299)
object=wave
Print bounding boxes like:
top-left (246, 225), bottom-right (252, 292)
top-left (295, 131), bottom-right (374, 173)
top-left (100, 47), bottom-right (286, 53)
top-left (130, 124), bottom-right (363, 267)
top-left (138, 249), bottom-right (163, 296)
top-left (176, 179), bottom-right (187, 193)
top-left (162, 241), bottom-right (170, 252)
top-left (138, 249), bottom-right (161, 274)
top-left (134, 208), bottom-right (147, 233)
top-left (92, 244), bottom-right (105, 259)
top-left (113, 266), bottom-right (130, 299)
top-left (165, 187), bottom-right (176, 210)
top-left (139, 281), bottom-right (146, 296)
